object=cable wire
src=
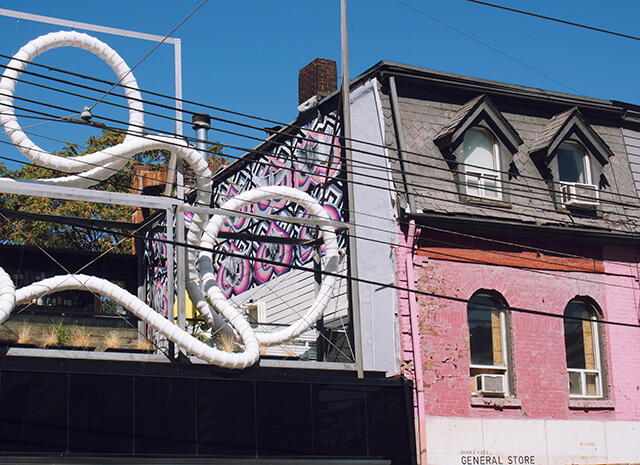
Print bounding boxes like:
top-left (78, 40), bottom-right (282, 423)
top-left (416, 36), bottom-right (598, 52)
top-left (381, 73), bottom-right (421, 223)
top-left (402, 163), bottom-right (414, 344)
top-left (464, 0), bottom-right (640, 43)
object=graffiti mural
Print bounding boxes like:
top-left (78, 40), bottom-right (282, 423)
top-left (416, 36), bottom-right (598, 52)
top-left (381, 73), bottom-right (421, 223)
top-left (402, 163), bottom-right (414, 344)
top-left (143, 219), bottom-right (170, 318)
top-left (211, 113), bottom-right (345, 298)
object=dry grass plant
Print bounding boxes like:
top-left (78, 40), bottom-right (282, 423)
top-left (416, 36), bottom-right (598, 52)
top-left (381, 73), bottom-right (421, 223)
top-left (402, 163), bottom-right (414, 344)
top-left (215, 332), bottom-right (237, 353)
top-left (17, 324), bottom-right (35, 344)
top-left (41, 327), bottom-right (59, 348)
top-left (70, 327), bottom-right (92, 349)
top-left (136, 338), bottom-right (152, 352)
top-left (103, 331), bottom-right (123, 350)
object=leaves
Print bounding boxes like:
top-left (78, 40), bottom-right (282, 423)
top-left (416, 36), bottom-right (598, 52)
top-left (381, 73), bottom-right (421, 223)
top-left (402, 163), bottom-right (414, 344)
top-left (0, 130), bottom-right (162, 253)
top-left (0, 130), bottom-right (227, 253)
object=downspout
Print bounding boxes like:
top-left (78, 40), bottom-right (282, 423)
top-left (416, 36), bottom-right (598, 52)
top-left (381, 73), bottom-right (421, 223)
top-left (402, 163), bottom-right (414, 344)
top-left (389, 76), bottom-right (417, 214)
top-left (389, 73), bottom-right (425, 463)
top-left (406, 220), bottom-right (426, 465)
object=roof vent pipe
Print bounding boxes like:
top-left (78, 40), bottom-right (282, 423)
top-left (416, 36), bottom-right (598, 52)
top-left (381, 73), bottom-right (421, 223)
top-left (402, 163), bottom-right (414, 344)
top-left (192, 113), bottom-right (211, 162)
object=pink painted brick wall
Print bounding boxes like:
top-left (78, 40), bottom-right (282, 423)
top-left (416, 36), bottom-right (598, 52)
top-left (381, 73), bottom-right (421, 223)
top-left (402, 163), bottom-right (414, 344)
top-left (398, 240), bottom-right (640, 421)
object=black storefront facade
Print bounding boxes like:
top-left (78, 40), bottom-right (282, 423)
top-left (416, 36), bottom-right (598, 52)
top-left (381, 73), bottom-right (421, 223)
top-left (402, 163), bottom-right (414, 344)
top-left (0, 353), bottom-right (416, 465)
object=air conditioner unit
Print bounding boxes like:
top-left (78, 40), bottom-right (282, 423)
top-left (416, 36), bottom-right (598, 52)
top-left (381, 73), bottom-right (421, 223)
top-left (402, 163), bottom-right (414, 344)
top-left (474, 374), bottom-right (506, 396)
top-left (560, 183), bottom-right (599, 208)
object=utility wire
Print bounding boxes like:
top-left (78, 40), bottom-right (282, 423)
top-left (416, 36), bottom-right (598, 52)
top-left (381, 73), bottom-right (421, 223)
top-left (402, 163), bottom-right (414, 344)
top-left (394, 0), bottom-right (583, 95)
top-left (88, 0), bottom-right (209, 113)
top-left (464, 0), bottom-right (640, 43)
top-left (8, 62), bottom-right (640, 225)
top-left (4, 53), bottom-right (639, 218)
top-left (3, 59), bottom-right (640, 274)
top-left (5, 100), bottom-right (640, 280)
top-left (2, 209), bottom-right (638, 330)
top-left (7, 84), bottom-right (640, 272)
top-left (7, 89), bottom-right (640, 236)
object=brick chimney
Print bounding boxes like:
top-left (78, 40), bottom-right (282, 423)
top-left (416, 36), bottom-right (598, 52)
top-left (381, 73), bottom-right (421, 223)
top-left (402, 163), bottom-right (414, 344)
top-left (298, 58), bottom-right (337, 105)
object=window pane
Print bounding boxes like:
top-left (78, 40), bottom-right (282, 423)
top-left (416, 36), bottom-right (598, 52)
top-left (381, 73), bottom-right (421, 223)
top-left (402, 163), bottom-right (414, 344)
top-left (466, 172), bottom-right (481, 196)
top-left (558, 142), bottom-right (587, 183)
top-left (585, 373), bottom-right (599, 397)
top-left (468, 294), bottom-right (505, 366)
top-left (464, 130), bottom-right (496, 170)
top-left (568, 371), bottom-right (582, 395)
top-left (564, 302), bottom-right (592, 369)
top-left (483, 175), bottom-right (500, 199)
top-left (469, 308), bottom-right (493, 365)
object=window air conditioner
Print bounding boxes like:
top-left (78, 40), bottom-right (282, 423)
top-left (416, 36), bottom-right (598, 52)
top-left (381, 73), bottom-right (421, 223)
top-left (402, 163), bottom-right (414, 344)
top-left (560, 183), bottom-right (599, 208)
top-left (473, 374), bottom-right (506, 396)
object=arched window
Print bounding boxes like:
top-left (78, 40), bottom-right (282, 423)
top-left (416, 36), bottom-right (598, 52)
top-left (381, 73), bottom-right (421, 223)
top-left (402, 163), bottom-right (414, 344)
top-left (463, 128), bottom-right (501, 199)
top-left (467, 291), bottom-right (511, 396)
top-left (557, 141), bottom-right (599, 208)
top-left (557, 141), bottom-right (591, 185)
top-left (564, 298), bottom-right (604, 398)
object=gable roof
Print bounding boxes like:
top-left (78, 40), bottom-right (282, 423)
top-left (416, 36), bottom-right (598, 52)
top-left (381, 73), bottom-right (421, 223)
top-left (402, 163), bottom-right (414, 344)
top-left (529, 107), bottom-right (614, 166)
top-left (434, 94), bottom-right (523, 157)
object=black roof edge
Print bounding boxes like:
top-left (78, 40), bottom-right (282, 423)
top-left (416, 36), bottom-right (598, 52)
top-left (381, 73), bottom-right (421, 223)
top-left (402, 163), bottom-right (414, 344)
top-left (213, 60), bottom-right (639, 185)
top-left (369, 61), bottom-right (627, 118)
top-left (407, 212), bottom-right (640, 247)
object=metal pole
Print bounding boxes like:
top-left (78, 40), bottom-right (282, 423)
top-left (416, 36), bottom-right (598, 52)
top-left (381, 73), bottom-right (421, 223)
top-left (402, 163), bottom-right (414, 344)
top-left (175, 113), bottom-right (211, 333)
top-left (192, 113), bottom-right (211, 162)
top-left (341, 0), bottom-right (364, 379)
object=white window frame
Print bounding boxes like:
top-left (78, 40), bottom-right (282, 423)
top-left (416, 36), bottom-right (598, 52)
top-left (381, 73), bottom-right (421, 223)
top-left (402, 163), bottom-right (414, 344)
top-left (567, 314), bottom-right (603, 398)
top-left (468, 294), bottom-right (510, 397)
top-left (557, 141), bottom-right (601, 208)
top-left (564, 301), bottom-right (604, 399)
top-left (558, 141), bottom-right (592, 185)
top-left (463, 128), bottom-right (502, 200)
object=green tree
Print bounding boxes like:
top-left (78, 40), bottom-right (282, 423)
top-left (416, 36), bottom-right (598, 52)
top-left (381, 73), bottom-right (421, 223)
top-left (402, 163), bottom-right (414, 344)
top-left (0, 130), bottom-right (225, 253)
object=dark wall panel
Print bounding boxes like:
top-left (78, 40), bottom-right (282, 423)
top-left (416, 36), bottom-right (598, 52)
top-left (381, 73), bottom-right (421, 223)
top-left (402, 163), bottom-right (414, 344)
top-left (68, 373), bottom-right (134, 453)
top-left (0, 365), bottom-right (414, 465)
top-left (134, 377), bottom-right (196, 455)
top-left (197, 379), bottom-right (256, 456)
top-left (0, 371), bottom-right (68, 453)
top-left (313, 384), bottom-right (368, 457)
top-left (256, 381), bottom-right (313, 456)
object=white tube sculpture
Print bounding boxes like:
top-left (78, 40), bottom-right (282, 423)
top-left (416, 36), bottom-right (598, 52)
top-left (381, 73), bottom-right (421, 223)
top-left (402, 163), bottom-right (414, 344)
top-left (0, 31), bottom-right (340, 369)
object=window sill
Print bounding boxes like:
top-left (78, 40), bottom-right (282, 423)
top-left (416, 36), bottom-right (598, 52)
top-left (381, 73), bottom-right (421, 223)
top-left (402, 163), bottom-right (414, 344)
top-left (470, 396), bottom-right (521, 409)
top-left (568, 399), bottom-right (614, 410)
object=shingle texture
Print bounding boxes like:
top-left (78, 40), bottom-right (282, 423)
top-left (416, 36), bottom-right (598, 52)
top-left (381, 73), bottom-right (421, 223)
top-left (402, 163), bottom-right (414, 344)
top-left (382, 78), bottom-right (640, 233)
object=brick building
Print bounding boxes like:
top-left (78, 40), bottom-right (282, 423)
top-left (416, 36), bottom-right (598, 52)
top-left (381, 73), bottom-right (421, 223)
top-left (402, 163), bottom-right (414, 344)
top-left (365, 63), bottom-right (640, 465)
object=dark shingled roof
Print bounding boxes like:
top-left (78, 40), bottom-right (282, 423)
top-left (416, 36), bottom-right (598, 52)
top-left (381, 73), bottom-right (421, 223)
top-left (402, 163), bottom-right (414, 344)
top-left (434, 94), bottom-right (484, 142)
top-left (529, 108), bottom-right (576, 155)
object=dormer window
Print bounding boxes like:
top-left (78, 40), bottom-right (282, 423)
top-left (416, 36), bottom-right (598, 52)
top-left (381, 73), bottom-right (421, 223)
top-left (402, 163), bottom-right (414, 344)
top-left (558, 141), bottom-right (591, 185)
top-left (529, 108), bottom-right (613, 211)
top-left (557, 141), bottom-right (599, 208)
top-left (463, 128), bottom-right (501, 199)
top-left (434, 95), bottom-right (522, 204)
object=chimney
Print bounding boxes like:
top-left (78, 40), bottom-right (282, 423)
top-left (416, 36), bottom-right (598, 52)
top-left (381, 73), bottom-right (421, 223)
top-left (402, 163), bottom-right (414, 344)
top-left (298, 58), bottom-right (337, 106)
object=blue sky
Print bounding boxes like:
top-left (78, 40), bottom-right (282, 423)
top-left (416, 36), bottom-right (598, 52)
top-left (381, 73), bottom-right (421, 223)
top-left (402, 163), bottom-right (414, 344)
top-left (0, 0), bottom-right (638, 168)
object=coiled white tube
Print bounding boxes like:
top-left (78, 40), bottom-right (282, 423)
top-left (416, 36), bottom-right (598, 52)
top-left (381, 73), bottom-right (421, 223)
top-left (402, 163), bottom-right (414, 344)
top-left (0, 31), bottom-right (144, 182)
top-left (0, 31), bottom-right (341, 368)
top-left (197, 186), bottom-right (340, 346)
top-left (12, 273), bottom-right (259, 368)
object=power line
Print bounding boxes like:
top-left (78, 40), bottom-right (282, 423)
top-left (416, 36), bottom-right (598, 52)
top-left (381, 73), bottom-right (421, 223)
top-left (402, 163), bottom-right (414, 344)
top-left (5, 50), bottom-right (640, 221)
top-left (8, 86), bottom-right (640, 238)
top-left (8, 58), bottom-right (640, 225)
top-left (6, 100), bottom-right (640, 282)
top-left (3, 52), bottom-right (632, 276)
top-left (3, 208), bottom-right (638, 330)
top-left (88, 0), bottom-right (209, 113)
top-left (394, 0), bottom-right (583, 95)
top-left (464, 0), bottom-right (640, 43)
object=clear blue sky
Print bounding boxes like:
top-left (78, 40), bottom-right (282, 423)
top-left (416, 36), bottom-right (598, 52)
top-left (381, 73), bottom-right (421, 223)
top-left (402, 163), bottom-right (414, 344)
top-left (0, 0), bottom-right (638, 168)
